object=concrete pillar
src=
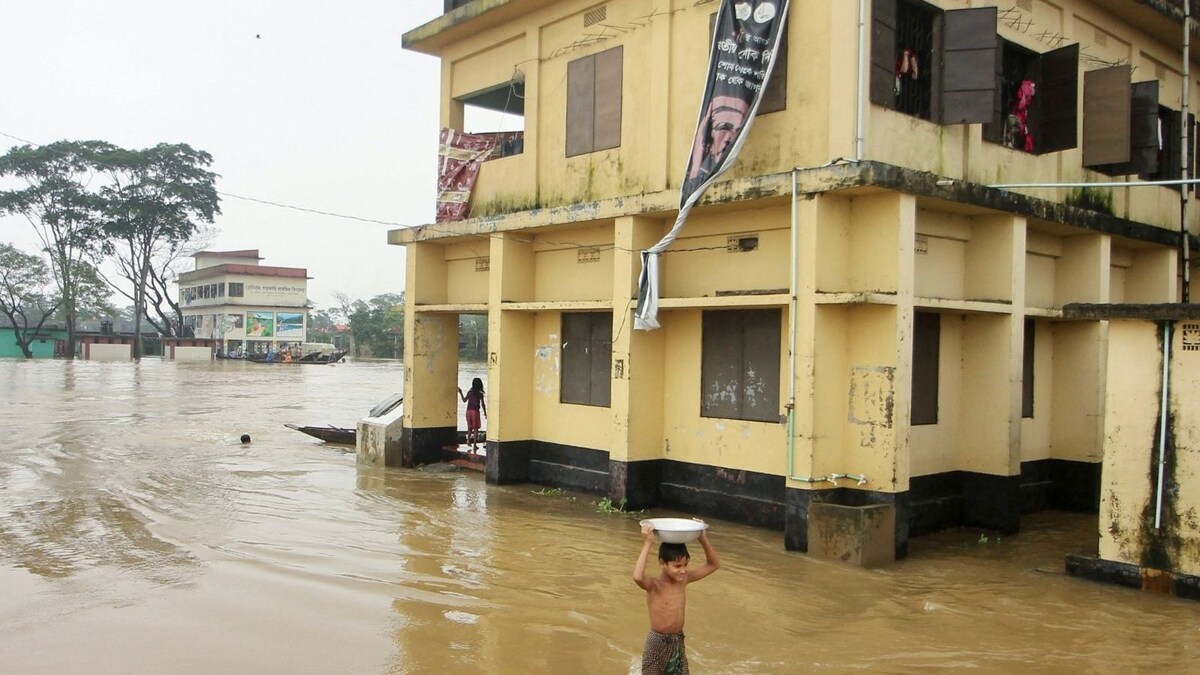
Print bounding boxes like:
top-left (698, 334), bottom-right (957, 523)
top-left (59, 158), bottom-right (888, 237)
top-left (609, 215), bottom-right (666, 509)
top-left (401, 242), bottom-right (458, 467)
top-left (486, 233), bottom-right (536, 484)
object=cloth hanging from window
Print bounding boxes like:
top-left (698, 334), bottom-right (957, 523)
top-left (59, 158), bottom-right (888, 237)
top-left (895, 48), bottom-right (919, 95)
top-left (1011, 79), bottom-right (1036, 153)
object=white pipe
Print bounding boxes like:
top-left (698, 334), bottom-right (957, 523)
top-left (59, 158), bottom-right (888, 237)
top-left (987, 178), bottom-right (1200, 189)
top-left (1182, 2), bottom-right (1191, 303)
top-left (855, 0), bottom-right (867, 160)
top-left (1155, 322), bottom-right (1172, 530)
top-left (787, 167), bottom-right (809, 482)
top-left (830, 472), bottom-right (870, 486)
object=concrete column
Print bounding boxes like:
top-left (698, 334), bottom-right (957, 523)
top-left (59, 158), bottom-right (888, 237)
top-left (485, 233), bottom-right (536, 484)
top-left (609, 215), bottom-right (666, 509)
top-left (402, 243), bottom-right (458, 467)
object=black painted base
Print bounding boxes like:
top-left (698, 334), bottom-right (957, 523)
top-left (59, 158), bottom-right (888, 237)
top-left (486, 439), bottom-right (531, 485)
top-left (400, 426), bottom-right (456, 468)
top-left (609, 459), bottom-right (663, 511)
top-left (1066, 554), bottom-right (1200, 601)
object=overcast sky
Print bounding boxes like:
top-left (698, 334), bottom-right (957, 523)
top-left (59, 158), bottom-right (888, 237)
top-left (1, 1), bottom-right (452, 312)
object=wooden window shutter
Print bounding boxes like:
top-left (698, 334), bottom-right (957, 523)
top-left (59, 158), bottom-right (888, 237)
top-left (1082, 65), bottom-right (1131, 167)
top-left (566, 56), bottom-right (596, 157)
top-left (1037, 43), bottom-right (1079, 154)
top-left (870, 0), bottom-right (897, 107)
top-left (588, 312), bottom-right (612, 407)
top-left (1161, 108), bottom-right (1183, 181)
top-left (1127, 81), bottom-right (1161, 175)
top-left (758, 24), bottom-right (788, 114)
top-left (592, 46), bottom-right (623, 151)
top-left (981, 35), bottom-right (1006, 144)
top-left (939, 6), bottom-right (997, 124)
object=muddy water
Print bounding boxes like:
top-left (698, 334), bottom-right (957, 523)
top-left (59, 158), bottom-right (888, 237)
top-left (0, 358), bottom-right (1196, 674)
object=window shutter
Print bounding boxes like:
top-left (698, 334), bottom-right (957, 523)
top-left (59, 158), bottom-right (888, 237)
top-left (740, 310), bottom-right (781, 422)
top-left (592, 46), bottom-right (623, 152)
top-left (939, 7), bottom-right (998, 124)
top-left (1127, 81), bottom-right (1161, 176)
top-left (758, 24), bottom-right (788, 114)
top-left (566, 56), bottom-right (596, 157)
top-left (1037, 43), bottom-right (1079, 154)
top-left (588, 312), bottom-right (612, 407)
top-left (1159, 108), bottom-right (1183, 182)
top-left (870, 0), bottom-right (897, 107)
top-left (981, 36), bottom-right (1006, 144)
top-left (561, 313), bottom-right (591, 403)
top-left (701, 312), bottom-right (743, 419)
top-left (1083, 65), bottom-right (1131, 168)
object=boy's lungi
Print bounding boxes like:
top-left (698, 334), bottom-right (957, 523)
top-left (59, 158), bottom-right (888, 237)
top-left (642, 629), bottom-right (687, 675)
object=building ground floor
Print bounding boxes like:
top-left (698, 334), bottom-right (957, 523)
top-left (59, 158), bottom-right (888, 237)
top-left (394, 162), bottom-right (1192, 571)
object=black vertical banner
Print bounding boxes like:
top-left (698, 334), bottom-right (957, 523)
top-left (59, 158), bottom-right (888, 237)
top-left (636, 0), bottom-right (791, 330)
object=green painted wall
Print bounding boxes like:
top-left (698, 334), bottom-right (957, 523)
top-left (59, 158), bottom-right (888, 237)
top-left (0, 328), bottom-right (65, 358)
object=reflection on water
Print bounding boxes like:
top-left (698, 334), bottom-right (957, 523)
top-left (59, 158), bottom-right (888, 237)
top-left (0, 358), bottom-right (1196, 674)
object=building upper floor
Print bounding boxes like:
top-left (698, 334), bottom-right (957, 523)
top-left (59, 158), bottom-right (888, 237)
top-left (403, 0), bottom-right (1200, 235)
top-left (178, 250), bottom-right (310, 310)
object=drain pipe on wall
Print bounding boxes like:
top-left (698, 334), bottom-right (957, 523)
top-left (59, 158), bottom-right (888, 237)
top-left (1182, 1), bottom-right (1191, 302)
top-left (1155, 321), bottom-right (1172, 530)
top-left (784, 167), bottom-right (869, 488)
top-left (786, 168), bottom-right (825, 483)
top-left (855, 0), bottom-right (867, 160)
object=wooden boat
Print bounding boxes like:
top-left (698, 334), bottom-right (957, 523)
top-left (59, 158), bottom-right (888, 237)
top-left (245, 343), bottom-right (348, 364)
top-left (284, 423), bottom-right (356, 445)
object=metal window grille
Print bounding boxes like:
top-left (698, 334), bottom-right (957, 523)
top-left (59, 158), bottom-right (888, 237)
top-left (894, 0), bottom-right (935, 120)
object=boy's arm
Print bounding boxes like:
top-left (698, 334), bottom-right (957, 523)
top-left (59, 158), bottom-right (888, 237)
top-left (687, 528), bottom-right (721, 582)
top-left (632, 524), bottom-right (655, 591)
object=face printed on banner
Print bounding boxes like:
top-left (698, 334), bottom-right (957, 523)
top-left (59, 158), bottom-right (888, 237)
top-left (736, 1), bottom-right (778, 23)
top-left (685, 94), bottom-right (751, 194)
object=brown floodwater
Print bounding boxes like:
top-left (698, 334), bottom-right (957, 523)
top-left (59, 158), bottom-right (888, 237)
top-left (0, 358), bottom-right (1196, 674)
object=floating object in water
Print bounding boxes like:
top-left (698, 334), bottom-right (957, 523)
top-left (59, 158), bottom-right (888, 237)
top-left (240, 434), bottom-right (252, 444)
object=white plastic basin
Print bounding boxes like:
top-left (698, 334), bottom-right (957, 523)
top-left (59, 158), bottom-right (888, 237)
top-left (640, 517), bottom-right (708, 544)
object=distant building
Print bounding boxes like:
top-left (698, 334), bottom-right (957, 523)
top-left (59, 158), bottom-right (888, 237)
top-left (177, 249), bottom-right (311, 355)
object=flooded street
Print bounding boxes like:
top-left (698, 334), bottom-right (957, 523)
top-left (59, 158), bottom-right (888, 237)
top-left (0, 358), bottom-right (1196, 674)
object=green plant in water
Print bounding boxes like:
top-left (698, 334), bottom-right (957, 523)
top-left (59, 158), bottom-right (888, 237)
top-left (595, 496), bottom-right (644, 515)
top-left (1065, 186), bottom-right (1114, 215)
top-left (978, 533), bottom-right (989, 545)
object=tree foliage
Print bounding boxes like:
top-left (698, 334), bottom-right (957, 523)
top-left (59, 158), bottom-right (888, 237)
top-left (347, 292), bottom-right (404, 358)
top-left (98, 143), bottom-right (220, 357)
top-left (0, 140), bottom-right (115, 357)
top-left (0, 242), bottom-right (59, 358)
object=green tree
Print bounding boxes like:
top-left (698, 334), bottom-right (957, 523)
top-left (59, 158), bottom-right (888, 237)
top-left (0, 140), bottom-right (115, 358)
top-left (347, 292), bottom-right (404, 358)
top-left (0, 243), bottom-right (59, 358)
top-left (460, 313), bottom-right (487, 359)
top-left (98, 144), bottom-right (220, 358)
top-left (306, 307), bottom-right (336, 343)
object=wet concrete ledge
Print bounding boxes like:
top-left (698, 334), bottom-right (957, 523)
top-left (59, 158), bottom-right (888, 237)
top-left (1066, 554), bottom-right (1200, 602)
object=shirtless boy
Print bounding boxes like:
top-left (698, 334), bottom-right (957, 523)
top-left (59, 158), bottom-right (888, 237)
top-left (633, 522), bottom-right (721, 675)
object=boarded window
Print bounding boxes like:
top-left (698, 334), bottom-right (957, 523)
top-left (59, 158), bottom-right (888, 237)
top-left (1022, 318), bottom-right (1035, 419)
top-left (566, 46), bottom-right (623, 157)
top-left (561, 312), bottom-right (612, 407)
top-left (701, 309), bottom-right (781, 422)
top-left (911, 311), bottom-right (940, 426)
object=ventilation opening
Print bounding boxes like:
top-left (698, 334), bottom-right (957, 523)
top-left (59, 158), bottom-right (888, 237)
top-left (727, 235), bottom-right (759, 252)
top-left (584, 6), bottom-right (607, 27)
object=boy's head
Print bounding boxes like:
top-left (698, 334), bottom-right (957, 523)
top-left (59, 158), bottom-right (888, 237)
top-left (658, 543), bottom-right (690, 580)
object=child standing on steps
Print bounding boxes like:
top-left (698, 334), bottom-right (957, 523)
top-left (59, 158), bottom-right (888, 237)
top-left (633, 521), bottom-right (720, 675)
top-left (457, 377), bottom-right (486, 451)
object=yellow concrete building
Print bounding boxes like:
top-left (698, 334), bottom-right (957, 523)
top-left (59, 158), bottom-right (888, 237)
top-left (393, 0), bottom-right (1200, 574)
